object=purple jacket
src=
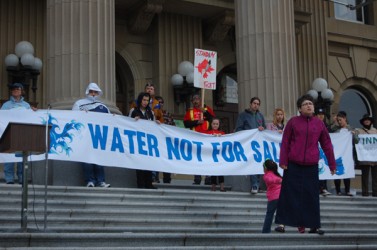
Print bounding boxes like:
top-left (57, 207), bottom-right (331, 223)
top-left (279, 114), bottom-right (336, 171)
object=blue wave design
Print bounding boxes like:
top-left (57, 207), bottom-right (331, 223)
top-left (319, 147), bottom-right (344, 176)
top-left (41, 114), bottom-right (84, 156)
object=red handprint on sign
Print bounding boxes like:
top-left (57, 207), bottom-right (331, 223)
top-left (196, 58), bottom-right (214, 79)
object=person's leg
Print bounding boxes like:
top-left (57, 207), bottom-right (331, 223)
top-left (155, 171), bottom-right (160, 182)
top-left (262, 199), bottom-right (278, 233)
top-left (210, 176), bottom-right (217, 191)
top-left (371, 165), bottom-right (377, 196)
top-left (193, 175), bottom-right (201, 184)
top-left (204, 176), bottom-right (211, 185)
top-left (162, 172), bottom-right (171, 183)
top-left (136, 170), bottom-right (144, 188)
top-left (93, 165), bottom-right (105, 184)
top-left (334, 179), bottom-right (341, 194)
top-left (152, 171), bottom-right (160, 183)
top-left (4, 162), bottom-right (15, 184)
top-left (16, 162), bottom-right (23, 184)
top-left (360, 165), bottom-right (370, 196)
top-left (344, 178), bottom-right (351, 194)
top-left (82, 163), bottom-right (95, 186)
top-left (218, 176), bottom-right (225, 191)
top-left (93, 165), bottom-right (110, 187)
top-left (250, 175), bottom-right (260, 193)
top-left (319, 180), bottom-right (326, 193)
top-left (145, 170), bottom-right (156, 189)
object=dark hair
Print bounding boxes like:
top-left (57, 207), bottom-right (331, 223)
top-left (250, 97), bottom-right (261, 104)
top-left (337, 111), bottom-right (347, 118)
top-left (263, 159), bottom-right (282, 178)
top-left (144, 82), bottom-right (154, 88)
top-left (155, 96), bottom-right (164, 102)
top-left (9, 82), bottom-right (23, 89)
top-left (192, 93), bottom-right (201, 100)
top-left (136, 92), bottom-right (151, 109)
top-left (296, 94), bottom-right (314, 109)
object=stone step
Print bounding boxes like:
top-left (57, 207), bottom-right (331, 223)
top-left (3, 247), bottom-right (377, 250)
top-left (0, 233), bottom-right (376, 248)
top-left (0, 184), bottom-right (376, 248)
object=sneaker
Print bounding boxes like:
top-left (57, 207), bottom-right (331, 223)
top-left (251, 187), bottom-right (258, 194)
top-left (275, 225), bottom-right (285, 233)
top-left (99, 182), bottom-right (110, 188)
top-left (86, 182), bottom-right (95, 187)
top-left (321, 189), bottom-right (331, 196)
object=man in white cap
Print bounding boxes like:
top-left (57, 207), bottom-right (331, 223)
top-left (72, 82), bottom-right (111, 187)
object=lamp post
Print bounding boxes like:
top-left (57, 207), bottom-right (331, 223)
top-left (4, 41), bottom-right (43, 105)
top-left (171, 61), bottom-right (197, 109)
top-left (307, 78), bottom-right (334, 122)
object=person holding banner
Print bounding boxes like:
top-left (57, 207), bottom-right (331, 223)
top-left (184, 93), bottom-right (215, 185)
top-left (130, 83), bottom-right (164, 183)
top-left (356, 114), bottom-right (377, 197)
top-left (266, 108), bottom-right (285, 133)
top-left (130, 82), bottom-right (163, 123)
top-left (1, 82), bottom-right (37, 184)
top-left (155, 95), bottom-right (176, 184)
top-left (72, 82), bottom-right (111, 188)
top-left (235, 97), bottom-right (266, 194)
top-left (275, 94), bottom-right (336, 235)
top-left (332, 111), bottom-right (357, 196)
top-left (316, 108), bottom-right (332, 196)
top-left (130, 92), bottom-right (161, 189)
top-left (206, 118), bottom-right (226, 192)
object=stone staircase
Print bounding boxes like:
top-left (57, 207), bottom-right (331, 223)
top-left (0, 183), bottom-right (376, 249)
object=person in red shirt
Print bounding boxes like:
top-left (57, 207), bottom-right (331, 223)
top-left (184, 94), bottom-right (215, 133)
top-left (184, 93), bottom-right (215, 184)
top-left (206, 118), bottom-right (226, 192)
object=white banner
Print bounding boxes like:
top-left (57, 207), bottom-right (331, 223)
top-left (194, 48), bottom-right (217, 89)
top-left (0, 110), bottom-right (354, 179)
top-left (355, 134), bottom-right (377, 162)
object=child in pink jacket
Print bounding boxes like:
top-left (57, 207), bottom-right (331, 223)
top-left (262, 159), bottom-right (284, 233)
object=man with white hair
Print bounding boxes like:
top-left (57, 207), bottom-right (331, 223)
top-left (72, 82), bottom-right (111, 187)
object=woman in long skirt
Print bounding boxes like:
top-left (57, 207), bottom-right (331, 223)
top-left (275, 94), bottom-right (336, 235)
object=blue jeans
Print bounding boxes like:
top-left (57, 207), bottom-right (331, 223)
top-left (250, 174), bottom-right (261, 190)
top-left (262, 199), bottom-right (279, 233)
top-left (82, 163), bottom-right (105, 185)
top-left (4, 162), bottom-right (23, 184)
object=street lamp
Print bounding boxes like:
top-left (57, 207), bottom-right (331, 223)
top-left (307, 78), bottom-right (334, 121)
top-left (171, 61), bottom-right (198, 109)
top-left (4, 41), bottom-right (43, 105)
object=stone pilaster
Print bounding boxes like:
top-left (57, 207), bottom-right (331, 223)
top-left (46, 0), bottom-right (118, 113)
top-left (234, 0), bottom-right (298, 120)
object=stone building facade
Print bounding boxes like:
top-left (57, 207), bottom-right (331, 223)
top-left (0, 0), bottom-right (376, 190)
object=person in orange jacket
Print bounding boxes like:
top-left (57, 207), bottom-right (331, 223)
top-left (184, 93), bottom-right (215, 184)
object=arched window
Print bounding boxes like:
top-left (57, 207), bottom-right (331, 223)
top-left (339, 89), bottom-right (371, 128)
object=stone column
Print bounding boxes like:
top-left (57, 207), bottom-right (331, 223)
top-left (234, 0), bottom-right (298, 120)
top-left (46, 0), bottom-right (118, 113)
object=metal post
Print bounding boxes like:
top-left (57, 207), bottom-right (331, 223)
top-left (21, 152), bottom-right (29, 232)
top-left (43, 111), bottom-right (50, 231)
